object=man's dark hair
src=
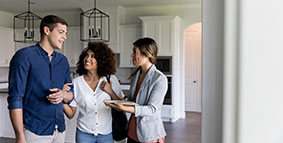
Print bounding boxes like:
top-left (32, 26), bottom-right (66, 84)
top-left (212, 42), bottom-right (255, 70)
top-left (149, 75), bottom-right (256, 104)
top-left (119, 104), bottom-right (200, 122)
top-left (40, 15), bottom-right (68, 38)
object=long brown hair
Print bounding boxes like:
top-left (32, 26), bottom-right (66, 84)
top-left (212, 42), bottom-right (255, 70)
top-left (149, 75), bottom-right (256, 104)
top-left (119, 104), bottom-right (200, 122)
top-left (128, 37), bottom-right (158, 79)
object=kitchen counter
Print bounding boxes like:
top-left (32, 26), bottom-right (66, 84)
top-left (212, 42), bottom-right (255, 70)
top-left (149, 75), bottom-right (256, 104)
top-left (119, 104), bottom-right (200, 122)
top-left (0, 88), bottom-right (8, 93)
top-left (120, 84), bottom-right (130, 90)
top-left (0, 81), bottom-right (8, 93)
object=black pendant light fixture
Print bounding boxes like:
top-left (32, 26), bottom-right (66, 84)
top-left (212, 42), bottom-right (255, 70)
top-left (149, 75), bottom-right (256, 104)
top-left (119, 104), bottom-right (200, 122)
top-left (80, 0), bottom-right (110, 42)
top-left (13, 0), bottom-right (42, 43)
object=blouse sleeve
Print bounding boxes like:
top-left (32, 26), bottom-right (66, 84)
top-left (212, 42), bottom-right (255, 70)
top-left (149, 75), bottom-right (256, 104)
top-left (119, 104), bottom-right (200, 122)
top-left (110, 75), bottom-right (125, 98)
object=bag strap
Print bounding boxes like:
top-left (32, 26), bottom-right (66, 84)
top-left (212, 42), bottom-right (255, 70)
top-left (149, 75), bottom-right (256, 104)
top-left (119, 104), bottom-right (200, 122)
top-left (106, 74), bottom-right (111, 83)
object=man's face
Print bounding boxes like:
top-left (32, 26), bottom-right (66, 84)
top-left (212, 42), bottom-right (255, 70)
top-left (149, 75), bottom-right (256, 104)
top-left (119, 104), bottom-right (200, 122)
top-left (47, 23), bottom-right (67, 50)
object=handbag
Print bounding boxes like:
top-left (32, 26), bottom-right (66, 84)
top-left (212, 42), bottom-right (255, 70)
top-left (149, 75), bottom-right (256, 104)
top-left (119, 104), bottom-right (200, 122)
top-left (111, 108), bottom-right (128, 141)
top-left (106, 75), bottom-right (128, 141)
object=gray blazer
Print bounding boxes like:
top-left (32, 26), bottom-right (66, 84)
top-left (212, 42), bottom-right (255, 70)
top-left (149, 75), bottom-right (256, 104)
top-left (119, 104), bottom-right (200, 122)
top-left (128, 65), bottom-right (168, 142)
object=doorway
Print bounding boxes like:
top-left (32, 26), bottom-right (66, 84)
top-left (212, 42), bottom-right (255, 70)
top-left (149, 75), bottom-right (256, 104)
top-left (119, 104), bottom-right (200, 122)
top-left (184, 23), bottom-right (202, 112)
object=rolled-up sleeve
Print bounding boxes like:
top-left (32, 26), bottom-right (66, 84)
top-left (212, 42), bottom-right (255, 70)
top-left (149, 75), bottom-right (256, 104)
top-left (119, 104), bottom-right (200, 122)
top-left (8, 50), bottom-right (29, 109)
top-left (135, 75), bottom-right (168, 117)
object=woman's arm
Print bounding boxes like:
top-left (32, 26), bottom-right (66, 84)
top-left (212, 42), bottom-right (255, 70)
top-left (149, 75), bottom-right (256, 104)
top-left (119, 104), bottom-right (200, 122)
top-left (101, 81), bottom-right (122, 100)
top-left (104, 102), bottom-right (135, 113)
top-left (101, 75), bottom-right (124, 100)
top-left (62, 83), bottom-right (76, 119)
top-left (63, 104), bottom-right (76, 119)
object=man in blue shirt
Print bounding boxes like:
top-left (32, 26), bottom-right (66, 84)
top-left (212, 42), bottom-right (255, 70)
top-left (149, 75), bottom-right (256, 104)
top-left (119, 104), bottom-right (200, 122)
top-left (8, 15), bottom-right (74, 143)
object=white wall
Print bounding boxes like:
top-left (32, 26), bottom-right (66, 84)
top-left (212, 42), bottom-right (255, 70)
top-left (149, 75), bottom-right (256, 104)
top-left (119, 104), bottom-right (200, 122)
top-left (204, 0), bottom-right (283, 143)
top-left (236, 0), bottom-right (283, 142)
top-left (38, 10), bottom-right (82, 27)
top-left (0, 11), bottom-right (13, 28)
top-left (202, 0), bottom-right (224, 143)
top-left (122, 4), bottom-right (201, 30)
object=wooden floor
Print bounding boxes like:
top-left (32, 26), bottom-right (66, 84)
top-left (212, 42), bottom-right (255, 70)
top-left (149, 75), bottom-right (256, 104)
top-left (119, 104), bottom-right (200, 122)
top-left (164, 112), bottom-right (201, 143)
top-left (0, 112), bottom-right (201, 143)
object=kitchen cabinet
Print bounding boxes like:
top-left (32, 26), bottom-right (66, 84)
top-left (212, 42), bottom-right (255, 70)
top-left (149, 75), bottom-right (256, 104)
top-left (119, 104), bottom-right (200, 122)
top-left (140, 16), bottom-right (182, 122)
top-left (0, 93), bottom-right (15, 138)
top-left (139, 16), bottom-right (181, 56)
top-left (55, 27), bottom-right (83, 67)
top-left (0, 27), bottom-right (14, 67)
top-left (161, 105), bottom-right (173, 121)
top-left (15, 42), bottom-right (34, 52)
top-left (105, 6), bottom-right (124, 53)
top-left (63, 27), bottom-right (83, 67)
top-left (119, 24), bottom-right (141, 67)
top-left (64, 112), bottom-right (77, 143)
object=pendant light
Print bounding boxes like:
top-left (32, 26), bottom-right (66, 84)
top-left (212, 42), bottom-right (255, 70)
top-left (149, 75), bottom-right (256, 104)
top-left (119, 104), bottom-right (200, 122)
top-left (80, 0), bottom-right (110, 42)
top-left (13, 0), bottom-right (42, 43)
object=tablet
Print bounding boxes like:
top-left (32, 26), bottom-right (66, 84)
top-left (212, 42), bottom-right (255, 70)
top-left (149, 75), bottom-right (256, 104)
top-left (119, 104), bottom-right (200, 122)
top-left (104, 100), bottom-right (137, 106)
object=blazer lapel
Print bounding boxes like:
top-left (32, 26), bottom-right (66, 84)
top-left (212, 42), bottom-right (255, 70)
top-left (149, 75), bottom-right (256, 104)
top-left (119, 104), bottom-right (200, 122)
top-left (130, 69), bottom-right (141, 101)
top-left (135, 65), bottom-right (156, 102)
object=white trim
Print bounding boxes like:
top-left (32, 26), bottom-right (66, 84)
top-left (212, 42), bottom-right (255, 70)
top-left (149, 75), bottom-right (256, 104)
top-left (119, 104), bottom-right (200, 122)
top-left (223, 0), bottom-right (240, 142)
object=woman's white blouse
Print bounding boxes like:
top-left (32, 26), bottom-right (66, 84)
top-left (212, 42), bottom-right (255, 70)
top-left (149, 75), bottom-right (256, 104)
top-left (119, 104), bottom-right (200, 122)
top-left (70, 75), bottom-right (124, 135)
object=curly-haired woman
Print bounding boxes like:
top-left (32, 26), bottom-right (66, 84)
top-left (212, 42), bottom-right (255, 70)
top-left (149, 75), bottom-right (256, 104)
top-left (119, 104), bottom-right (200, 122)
top-left (63, 42), bottom-right (123, 143)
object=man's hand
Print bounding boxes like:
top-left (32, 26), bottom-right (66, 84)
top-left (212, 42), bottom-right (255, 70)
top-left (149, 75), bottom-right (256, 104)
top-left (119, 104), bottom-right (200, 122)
top-left (47, 88), bottom-right (65, 104)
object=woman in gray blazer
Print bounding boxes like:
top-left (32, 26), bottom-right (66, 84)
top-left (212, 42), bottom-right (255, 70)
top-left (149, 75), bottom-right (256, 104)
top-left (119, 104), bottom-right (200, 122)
top-left (105, 37), bottom-right (168, 143)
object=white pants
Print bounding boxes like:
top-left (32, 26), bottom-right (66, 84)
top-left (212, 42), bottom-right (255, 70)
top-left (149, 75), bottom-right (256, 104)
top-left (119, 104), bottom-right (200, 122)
top-left (24, 128), bottom-right (65, 143)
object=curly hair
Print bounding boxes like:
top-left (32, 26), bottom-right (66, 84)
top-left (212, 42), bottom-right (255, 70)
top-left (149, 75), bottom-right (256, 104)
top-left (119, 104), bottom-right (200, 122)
top-left (76, 42), bottom-right (116, 77)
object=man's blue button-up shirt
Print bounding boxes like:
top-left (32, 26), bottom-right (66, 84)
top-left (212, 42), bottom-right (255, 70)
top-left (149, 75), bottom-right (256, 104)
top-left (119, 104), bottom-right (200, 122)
top-left (8, 44), bottom-right (73, 135)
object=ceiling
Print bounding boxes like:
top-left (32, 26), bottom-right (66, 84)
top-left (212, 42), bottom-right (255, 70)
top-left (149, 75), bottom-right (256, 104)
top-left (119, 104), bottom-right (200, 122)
top-left (0, 0), bottom-right (200, 13)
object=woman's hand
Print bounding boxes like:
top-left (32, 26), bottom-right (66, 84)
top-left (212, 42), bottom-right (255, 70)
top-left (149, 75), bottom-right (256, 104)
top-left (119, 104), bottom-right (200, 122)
top-left (47, 83), bottom-right (73, 104)
top-left (63, 83), bottom-right (72, 91)
top-left (104, 101), bottom-right (135, 113)
top-left (47, 88), bottom-right (65, 104)
top-left (100, 81), bottom-right (114, 95)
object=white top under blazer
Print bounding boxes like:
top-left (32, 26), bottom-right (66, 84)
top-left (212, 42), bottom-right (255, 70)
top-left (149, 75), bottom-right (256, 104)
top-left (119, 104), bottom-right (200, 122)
top-left (70, 75), bottom-right (124, 135)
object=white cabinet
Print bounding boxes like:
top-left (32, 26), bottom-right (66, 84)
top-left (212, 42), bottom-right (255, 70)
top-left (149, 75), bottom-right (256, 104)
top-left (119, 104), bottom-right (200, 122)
top-left (0, 27), bottom-right (14, 67)
top-left (15, 42), bottom-right (34, 53)
top-left (161, 105), bottom-right (173, 122)
top-left (0, 93), bottom-right (15, 138)
top-left (55, 27), bottom-right (83, 67)
top-left (64, 113), bottom-right (78, 143)
top-left (140, 16), bottom-right (183, 122)
top-left (119, 25), bottom-right (141, 67)
top-left (139, 16), bottom-right (181, 56)
top-left (63, 27), bottom-right (83, 67)
top-left (105, 6), bottom-right (124, 53)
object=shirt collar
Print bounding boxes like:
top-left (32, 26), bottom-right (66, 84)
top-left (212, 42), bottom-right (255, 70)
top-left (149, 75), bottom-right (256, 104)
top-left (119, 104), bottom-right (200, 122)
top-left (36, 43), bottom-right (57, 58)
